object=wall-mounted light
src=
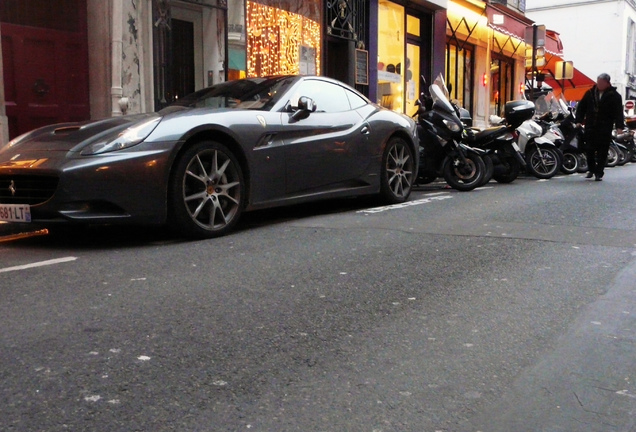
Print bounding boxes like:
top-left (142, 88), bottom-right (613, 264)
top-left (519, 82), bottom-right (525, 94)
top-left (482, 73), bottom-right (488, 87)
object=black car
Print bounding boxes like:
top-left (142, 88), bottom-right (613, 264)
top-left (0, 75), bottom-right (418, 238)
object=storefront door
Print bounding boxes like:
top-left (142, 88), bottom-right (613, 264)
top-left (0, 0), bottom-right (89, 139)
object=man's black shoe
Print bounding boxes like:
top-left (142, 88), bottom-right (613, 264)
top-left (585, 172), bottom-right (594, 179)
top-left (595, 175), bottom-right (602, 181)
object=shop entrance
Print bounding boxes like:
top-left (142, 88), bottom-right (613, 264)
top-left (377, 1), bottom-right (428, 114)
top-left (326, 39), bottom-right (354, 85)
top-left (0, 0), bottom-right (89, 139)
top-left (153, 1), bottom-right (226, 110)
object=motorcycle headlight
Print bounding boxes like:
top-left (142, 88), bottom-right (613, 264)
top-left (81, 117), bottom-right (161, 155)
top-left (443, 119), bottom-right (461, 133)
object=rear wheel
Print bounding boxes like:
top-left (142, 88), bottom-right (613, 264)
top-left (380, 137), bottom-right (415, 203)
top-left (560, 152), bottom-right (579, 174)
top-left (479, 154), bottom-right (494, 186)
top-left (606, 146), bottom-right (619, 167)
top-left (168, 141), bottom-right (245, 239)
top-left (576, 153), bottom-right (588, 173)
top-left (493, 156), bottom-right (521, 183)
top-left (617, 146), bottom-right (629, 165)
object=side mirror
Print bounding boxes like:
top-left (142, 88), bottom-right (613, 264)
top-left (291, 96), bottom-right (317, 120)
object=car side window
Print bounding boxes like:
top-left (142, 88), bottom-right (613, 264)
top-left (292, 80), bottom-right (351, 113)
top-left (346, 89), bottom-right (368, 109)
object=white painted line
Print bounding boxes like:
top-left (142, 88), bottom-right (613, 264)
top-left (0, 256), bottom-right (78, 273)
top-left (357, 195), bottom-right (453, 214)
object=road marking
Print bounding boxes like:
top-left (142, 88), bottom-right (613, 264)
top-left (357, 193), bottom-right (452, 214)
top-left (0, 256), bottom-right (77, 273)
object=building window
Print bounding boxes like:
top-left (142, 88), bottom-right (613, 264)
top-left (377, 1), bottom-right (405, 113)
top-left (490, 54), bottom-right (514, 117)
top-left (445, 40), bottom-right (473, 114)
top-left (246, 0), bottom-right (322, 77)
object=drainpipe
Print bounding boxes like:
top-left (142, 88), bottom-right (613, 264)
top-left (111, 0), bottom-right (124, 116)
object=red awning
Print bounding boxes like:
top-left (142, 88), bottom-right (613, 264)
top-left (538, 52), bottom-right (595, 102)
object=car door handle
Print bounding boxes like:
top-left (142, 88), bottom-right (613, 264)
top-left (361, 125), bottom-right (370, 135)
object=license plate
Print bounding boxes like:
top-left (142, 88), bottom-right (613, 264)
top-left (0, 204), bottom-right (31, 222)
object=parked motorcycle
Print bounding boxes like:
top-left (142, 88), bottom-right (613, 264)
top-left (614, 129), bottom-right (636, 163)
top-left (462, 118), bottom-right (527, 184)
top-left (414, 77), bottom-right (485, 191)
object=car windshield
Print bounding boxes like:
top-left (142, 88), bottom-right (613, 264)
top-left (160, 76), bottom-right (295, 113)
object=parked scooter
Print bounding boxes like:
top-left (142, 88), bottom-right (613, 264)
top-left (414, 76), bottom-right (486, 191)
top-left (490, 99), bottom-right (562, 179)
top-left (535, 94), bottom-right (585, 175)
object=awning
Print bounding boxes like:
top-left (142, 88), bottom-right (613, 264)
top-left (486, 3), bottom-right (533, 40)
top-left (538, 52), bottom-right (595, 102)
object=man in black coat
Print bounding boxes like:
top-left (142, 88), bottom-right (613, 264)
top-left (575, 73), bottom-right (625, 181)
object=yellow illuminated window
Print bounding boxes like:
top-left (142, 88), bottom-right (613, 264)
top-left (377, 0), bottom-right (405, 113)
top-left (407, 15), bottom-right (420, 37)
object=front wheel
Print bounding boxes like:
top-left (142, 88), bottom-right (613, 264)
top-left (443, 152), bottom-right (485, 191)
top-left (380, 137), bottom-right (415, 203)
top-left (526, 146), bottom-right (560, 179)
top-left (168, 141), bottom-right (245, 239)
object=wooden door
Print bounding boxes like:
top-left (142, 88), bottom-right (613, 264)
top-left (1, 0), bottom-right (89, 139)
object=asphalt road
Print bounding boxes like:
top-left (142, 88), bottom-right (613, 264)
top-left (2, 166), bottom-right (636, 431)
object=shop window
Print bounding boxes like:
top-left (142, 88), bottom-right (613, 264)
top-left (445, 41), bottom-right (473, 114)
top-left (246, 0), bottom-right (321, 77)
top-left (377, 1), bottom-right (405, 113)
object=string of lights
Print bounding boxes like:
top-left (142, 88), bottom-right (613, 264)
top-left (246, 1), bottom-right (321, 77)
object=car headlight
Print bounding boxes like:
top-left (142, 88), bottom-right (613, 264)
top-left (81, 117), bottom-right (161, 155)
top-left (443, 119), bottom-right (461, 133)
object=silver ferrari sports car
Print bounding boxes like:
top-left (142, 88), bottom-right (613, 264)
top-left (0, 75), bottom-right (418, 238)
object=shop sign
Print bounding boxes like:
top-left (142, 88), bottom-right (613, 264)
top-left (355, 49), bottom-right (368, 85)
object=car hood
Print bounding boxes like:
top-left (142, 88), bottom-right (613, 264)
top-left (0, 113), bottom-right (159, 154)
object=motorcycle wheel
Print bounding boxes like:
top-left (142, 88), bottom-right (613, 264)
top-left (526, 146), bottom-right (561, 179)
top-left (492, 156), bottom-right (521, 183)
top-left (576, 153), bottom-right (588, 173)
top-left (606, 146), bottom-right (619, 167)
top-left (617, 147), bottom-right (629, 166)
top-left (443, 152), bottom-right (485, 191)
top-left (560, 152), bottom-right (579, 174)
top-left (479, 154), bottom-right (494, 186)
top-left (631, 149), bottom-right (636, 163)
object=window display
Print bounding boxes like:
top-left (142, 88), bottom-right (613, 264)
top-left (377, 0), bottom-right (405, 112)
top-left (246, 0), bottom-right (321, 77)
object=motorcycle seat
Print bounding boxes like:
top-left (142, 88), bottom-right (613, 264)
top-left (464, 125), bottom-right (508, 143)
